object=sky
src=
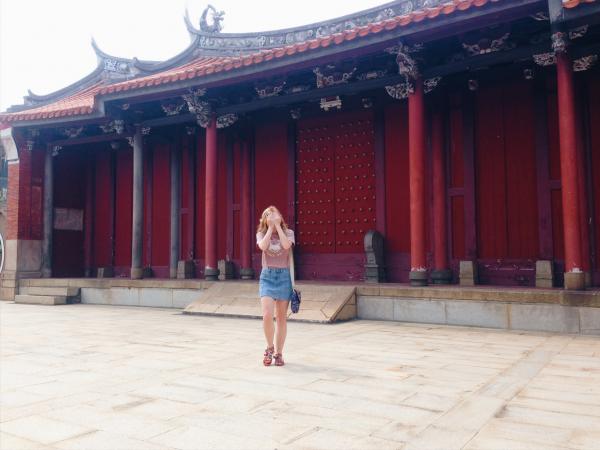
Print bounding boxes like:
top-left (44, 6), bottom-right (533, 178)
top-left (0, 0), bottom-right (387, 112)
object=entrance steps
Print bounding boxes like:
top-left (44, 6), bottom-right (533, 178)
top-left (183, 281), bottom-right (356, 323)
top-left (15, 284), bottom-right (80, 305)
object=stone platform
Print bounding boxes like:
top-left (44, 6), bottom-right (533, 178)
top-left (10, 278), bottom-right (600, 332)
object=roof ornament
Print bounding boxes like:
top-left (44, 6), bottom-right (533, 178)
top-left (200, 5), bottom-right (225, 33)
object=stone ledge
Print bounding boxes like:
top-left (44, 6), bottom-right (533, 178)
top-left (357, 295), bottom-right (600, 335)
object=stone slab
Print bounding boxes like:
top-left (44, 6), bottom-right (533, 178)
top-left (184, 282), bottom-right (355, 322)
top-left (14, 294), bottom-right (67, 305)
top-left (509, 303), bottom-right (580, 334)
top-left (393, 298), bottom-right (446, 324)
top-left (446, 300), bottom-right (509, 329)
top-left (19, 286), bottom-right (80, 297)
top-left (139, 288), bottom-right (173, 308)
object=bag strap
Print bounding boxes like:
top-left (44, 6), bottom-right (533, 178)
top-left (289, 246), bottom-right (296, 288)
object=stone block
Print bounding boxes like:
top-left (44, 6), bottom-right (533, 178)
top-left (173, 289), bottom-right (203, 308)
top-left (564, 271), bottom-right (585, 290)
top-left (96, 267), bottom-right (114, 278)
top-left (409, 270), bottom-right (428, 286)
top-left (459, 261), bottom-right (478, 286)
top-left (109, 288), bottom-right (139, 306)
top-left (535, 260), bottom-right (553, 288)
top-left (509, 303), bottom-right (580, 333)
top-left (357, 296), bottom-right (393, 320)
top-left (218, 260), bottom-right (235, 280)
top-left (393, 298), bottom-right (446, 324)
top-left (142, 267), bottom-right (154, 278)
top-left (177, 260), bottom-right (195, 279)
top-left (139, 288), bottom-right (173, 308)
top-left (579, 308), bottom-right (600, 335)
top-left (445, 300), bottom-right (509, 329)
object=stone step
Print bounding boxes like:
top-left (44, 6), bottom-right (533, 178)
top-left (14, 295), bottom-right (67, 305)
top-left (19, 286), bottom-right (80, 297)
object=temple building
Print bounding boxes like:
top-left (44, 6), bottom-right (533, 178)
top-left (1, 0), bottom-right (599, 304)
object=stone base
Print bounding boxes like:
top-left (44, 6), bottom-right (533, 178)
top-left (585, 271), bottom-right (592, 288)
top-left (97, 267), bottom-right (114, 278)
top-left (142, 267), bottom-right (154, 278)
top-left (239, 267), bottom-right (254, 280)
top-left (564, 271), bottom-right (585, 290)
top-left (204, 267), bottom-right (219, 281)
top-left (177, 260), bottom-right (196, 279)
top-left (535, 260), bottom-right (553, 288)
top-left (218, 260), bottom-right (234, 281)
top-left (130, 267), bottom-right (143, 280)
top-left (459, 260), bottom-right (478, 286)
top-left (431, 269), bottom-right (452, 285)
top-left (365, 264), bottom-right (386, 283)
top-left (409, 270), bottom-right (428, 287)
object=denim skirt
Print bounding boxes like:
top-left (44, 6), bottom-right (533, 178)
top-left (259, 267), bottom-right (292, 301)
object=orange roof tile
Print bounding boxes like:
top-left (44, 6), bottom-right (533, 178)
top-left (1, 0), bottom-right (502, 124)
top-left (562, 0), bottom-right (596, 7)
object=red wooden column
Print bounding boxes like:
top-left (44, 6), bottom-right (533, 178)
top-left (431, 108), bottom-right (451, 284)
top-left (204, 117), bottom-right (219, 280)
top-left (408, 78), bottom-right (428, 286)
top-left (556, 42), bottom-right (585, 289)
top-left (240, 139), bottom-right (254, 279)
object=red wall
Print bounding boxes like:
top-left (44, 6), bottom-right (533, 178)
top-left (254, 119), bottom-right (289, 241)
top-left (217, 132), bottom-right (228, 261)
top-left (384, 103), bottom-right (410, 253)
top-left (475, 81), bottom-right (539, 260)
top-left (114, 146), bottom-right (133, 269)
top-left (448, 97), bottom-right (466, 260)
top-left (589, 76), bottom-right (600, 281)
top-left (194, 130), bottom-right (206, 271)
top-left (93, 148), bottom-right (112, 268)
top-left (150, 140), bottom-right (171, 271)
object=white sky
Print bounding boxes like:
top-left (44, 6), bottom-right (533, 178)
top-left (0, 0), bottom-right (386, 112)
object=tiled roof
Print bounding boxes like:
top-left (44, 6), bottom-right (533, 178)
top-left (1, 0), bottom-right (501, 124)
top-left (562, 0), bottom-right (597, 8)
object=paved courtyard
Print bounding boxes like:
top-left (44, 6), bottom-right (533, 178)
top-left (1, 302), bottom-right (600, 450)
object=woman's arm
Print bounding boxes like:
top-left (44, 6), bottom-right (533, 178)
top-left (275, 224), bottom-right (293, 250)
top-left (257, 226), bottom-right (275, 251)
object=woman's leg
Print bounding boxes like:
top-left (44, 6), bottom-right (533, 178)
top-left (274, 300), bottom-right (289, 354)
top-left (261, 296), bottom-right (275, 348)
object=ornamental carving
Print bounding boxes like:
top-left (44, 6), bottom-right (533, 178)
top-left (185, 126), bottom-right (197, 135)
top-left (126, 137), bottom-right (134, 147)
top-left (462, 32), bottom-right (512, 56)
top-left (161, 100), bottom-right (186, 116)
top-left (216, 114), bottom-right (238, 129)
top-left (313, 66), bottom-right (357, 88)
top-left (61, 126), bottom-right (84, 139)
top-left (142, 127), bottom-right (152, 136)
top-left (290, 108), bottom-right (301, 120)
top-left (361, 98), bottom-right (373, 109)
top-left (523, 68), bottom-right (535, 80)
top-left (424, 77), bottom-right (442, 94)
top-left (529, 11), bottom-right (549, 21)
top-left (385, 83), bottom-right (414, 100)
top-left (200, 5), bottom-right (225, 33)
top-left (573, 55), bottom-right (598, 72)
top-left (182, 89), bottom-right (212, 127)
top-left (320, 96), bottom-right (342, 111)
top-left (255, 81), bottom-right (286, 98)
top-left (52, 145), bottom-right (62, 157)
top-left (533, 52), bottom-right (556, 66)
top-left (551, 32), bottom-right (568, 54)
top-left (468, 79), bottom-right (479, 91)
top-left (569, 25), bottom-right (588, 40)
top-left (99, 120), bottom-right (125, 135)
top-left (356, 70), bottom-right (388, 81)
top-left (189, 1), bottom-right (436, 53)
top-left (386, 43), bottom-right (420, 80)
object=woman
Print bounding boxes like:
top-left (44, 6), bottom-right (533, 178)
top-left (256, 206), bottom-right (295, 366)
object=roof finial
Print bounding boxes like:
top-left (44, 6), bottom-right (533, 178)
top-left (199, 5), bottom-right (224, 33)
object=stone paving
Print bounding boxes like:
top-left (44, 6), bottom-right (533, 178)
top-left (1, 302), bottom-right (600, 450)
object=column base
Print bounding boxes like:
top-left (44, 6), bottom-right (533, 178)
top-left (459, 260), bottom-right (478, 286)
top-left (409, 270), bottom-right (428, 287)
top-left (535, 260), bottom-right (554, 288)
top-left (240, 267), bottom-right (255, 280)
top-left (204, 267), bottom-right (219, 281)
top-left (142, 267), bottom-right (154, 278)
top-left (585, 271), bottom-right (592, 288)
top-left (431, 269), bottom-right (452, 285)
top-left (130, 267), bottom-right (143, 280)
top-left (564, 271), bottom-right (585, 290)
top-left (41, 268), bottom-right (52, 278)
top-left (177, 260), bottom-right (196, 279)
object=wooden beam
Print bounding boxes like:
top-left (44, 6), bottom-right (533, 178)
top-left (49, 132), bottom-right (133, 147)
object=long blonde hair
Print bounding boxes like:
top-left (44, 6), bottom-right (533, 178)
top-left (257, 205), bottom-right (289, 234)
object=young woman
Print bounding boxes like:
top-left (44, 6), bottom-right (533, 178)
top-left (256, 206), bottom-right (295, 366)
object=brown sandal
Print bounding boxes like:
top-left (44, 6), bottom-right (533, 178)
top-left (263, 346), bottom-right (274, 366)
top-left (273, 353), bottom-right (285, 366)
